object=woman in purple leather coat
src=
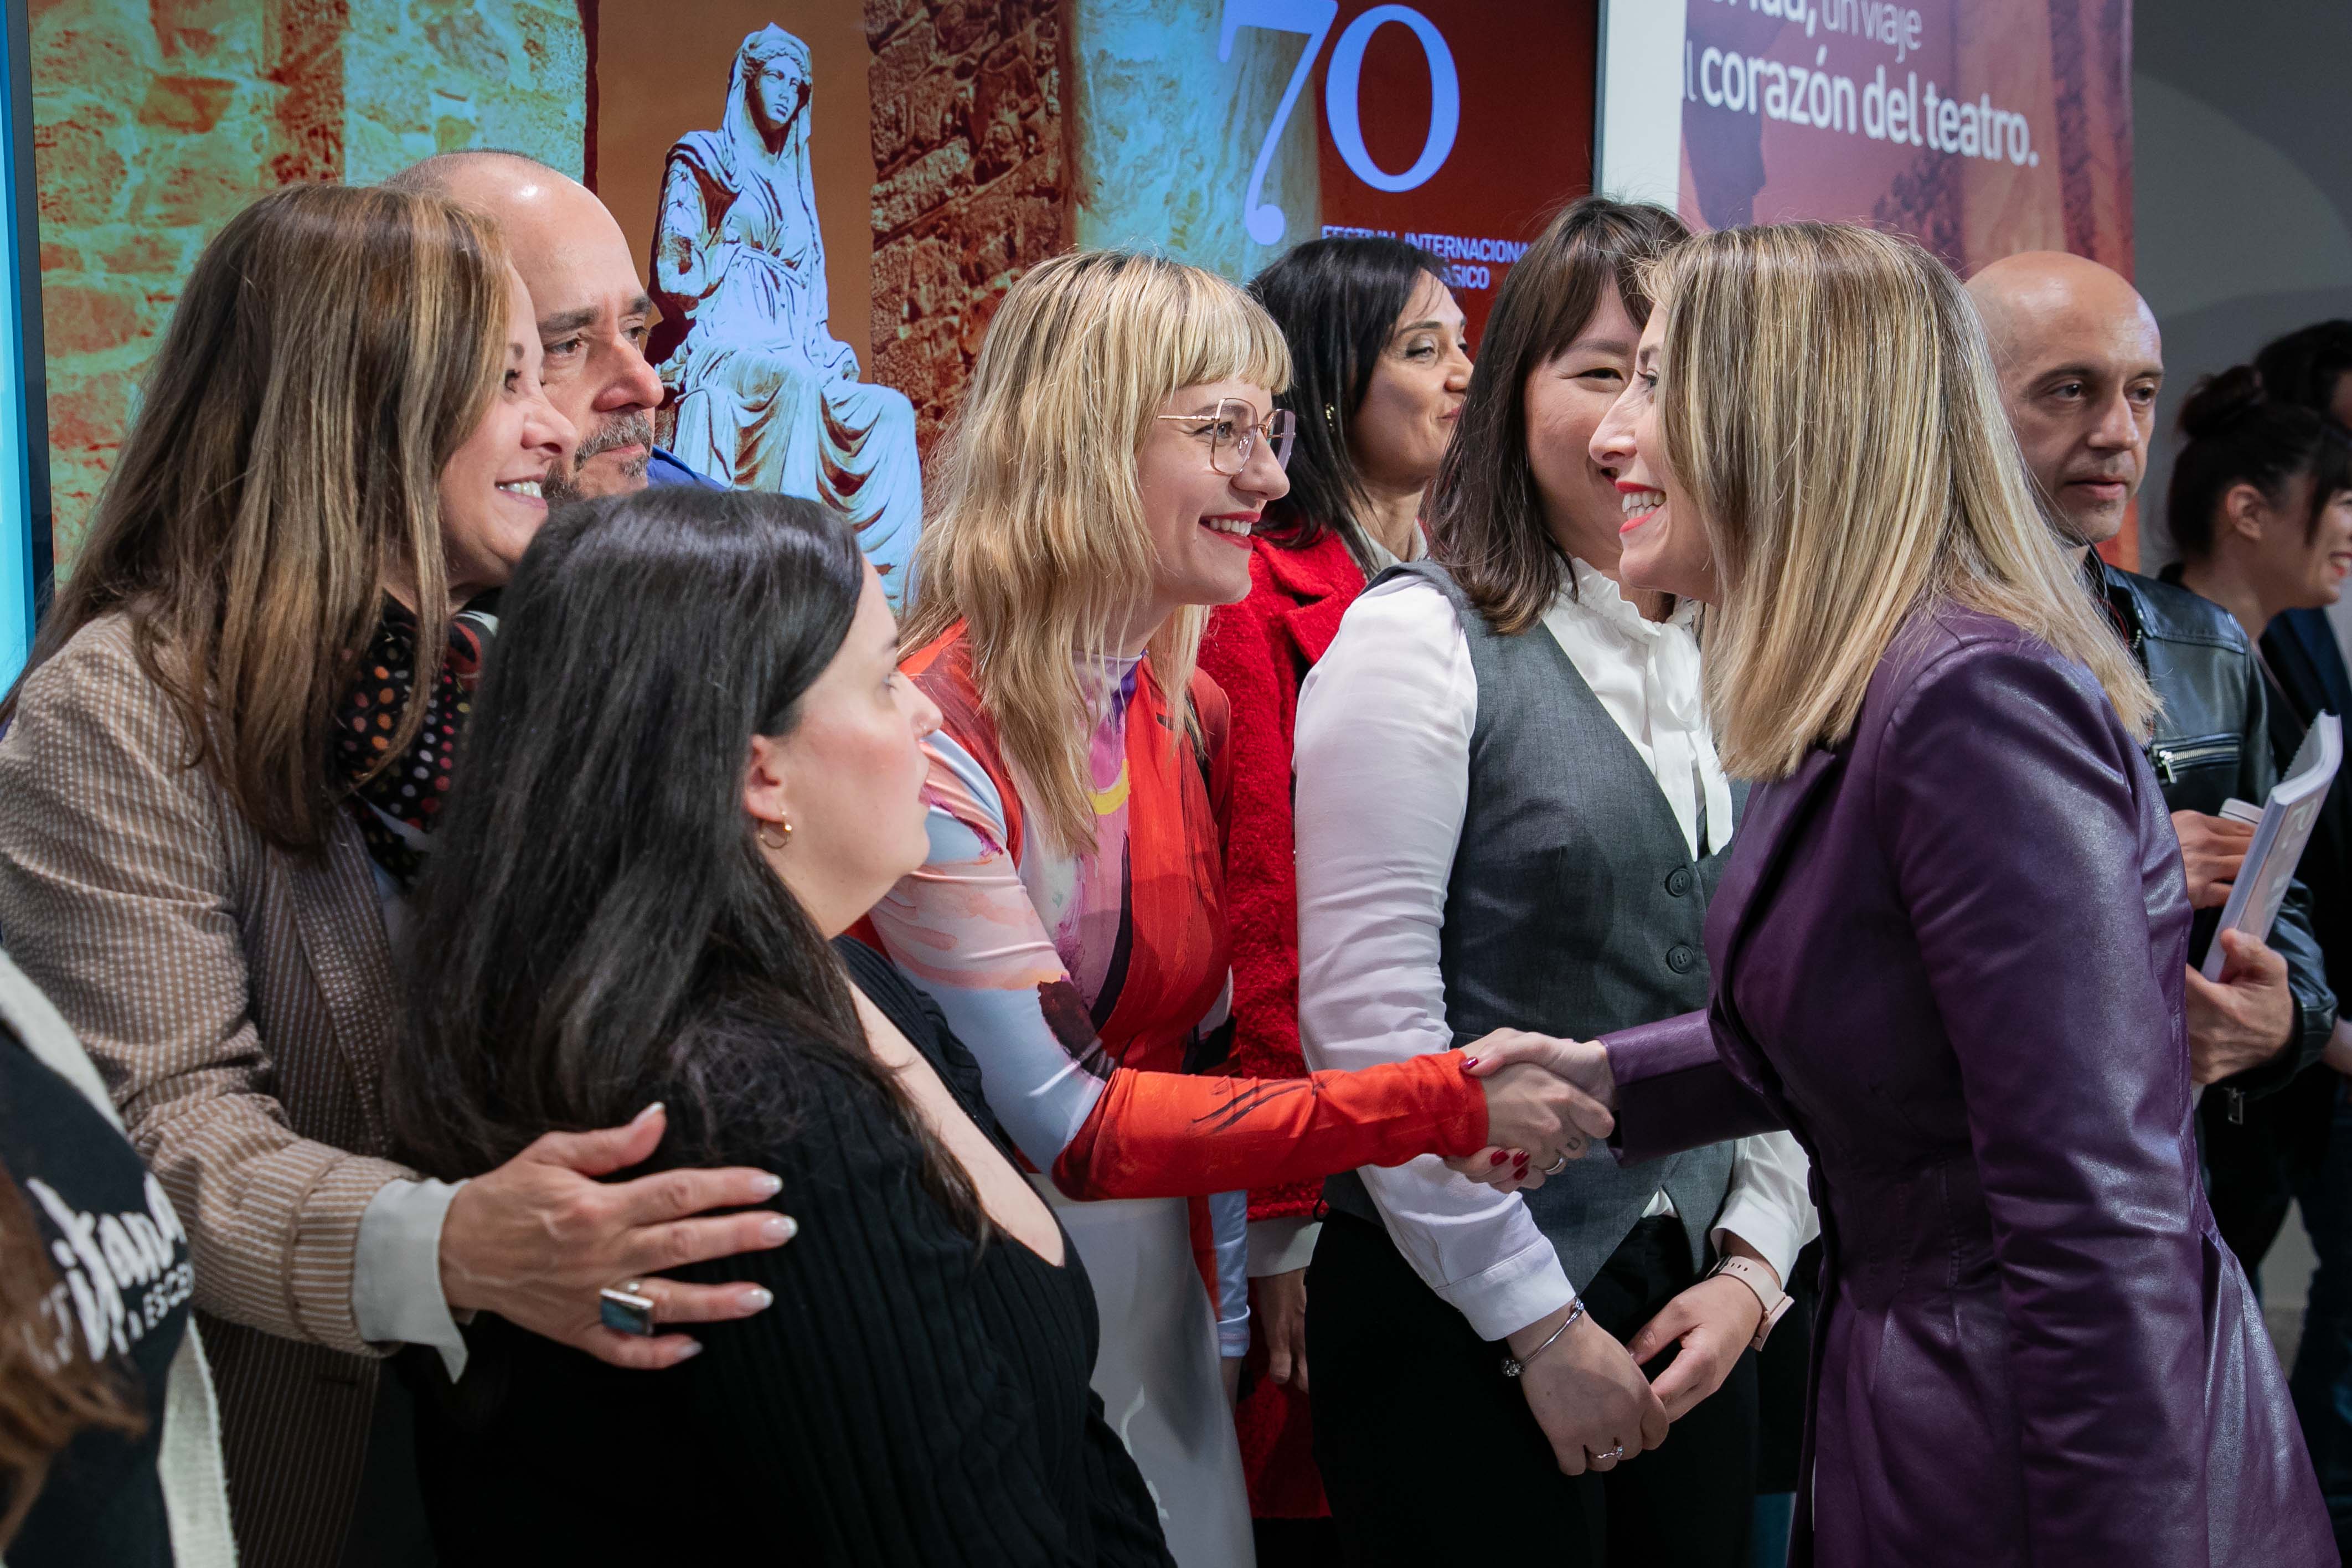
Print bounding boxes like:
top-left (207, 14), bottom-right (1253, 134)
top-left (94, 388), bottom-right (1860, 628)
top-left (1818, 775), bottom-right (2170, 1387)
top-left (1531, 221), bottom-right (2334, 1566)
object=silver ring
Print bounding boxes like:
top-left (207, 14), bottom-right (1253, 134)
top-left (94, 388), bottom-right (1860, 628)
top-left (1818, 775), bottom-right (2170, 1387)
top-left (1544, 1153), bottom-right (1571, 1176)
top-left (599, 1280), bottom-right (657, 1337)
top-left (1608, 1445), bottom-right (1625, 1460)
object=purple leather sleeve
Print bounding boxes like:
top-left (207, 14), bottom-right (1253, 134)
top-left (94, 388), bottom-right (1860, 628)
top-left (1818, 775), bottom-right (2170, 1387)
top-left (1878, 640), bottom-right (2207, 1560)
top-left (1602, 1010), bottom-right (1782, 1164)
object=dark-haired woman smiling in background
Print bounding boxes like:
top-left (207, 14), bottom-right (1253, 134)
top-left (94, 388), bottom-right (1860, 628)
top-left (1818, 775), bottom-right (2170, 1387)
top-left (389, 487), bottom-right (1173, 1566)
top-left (2163, 367), bottom-right (2352, 1554)
top-left (2167, 369), bottom-right (2352, 649)
top-left (1196, 236), bottom-right (1468, 1548)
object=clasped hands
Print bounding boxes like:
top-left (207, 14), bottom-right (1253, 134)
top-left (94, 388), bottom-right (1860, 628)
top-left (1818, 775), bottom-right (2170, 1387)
top-left (1447, 1028), bottom-right (1617, 1192)
top-left (1451, 1031), bottom-right (1770, 1477)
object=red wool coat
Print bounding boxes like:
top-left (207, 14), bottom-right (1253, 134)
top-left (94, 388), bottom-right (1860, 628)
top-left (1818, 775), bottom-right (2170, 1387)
top-left (1200, 528), bottom-right (1371, 1218)
top-left (1197, 527), bottom-right (1373, 1521)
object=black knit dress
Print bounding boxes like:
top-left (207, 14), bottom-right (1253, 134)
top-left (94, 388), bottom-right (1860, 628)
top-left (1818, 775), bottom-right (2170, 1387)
top-left (406, 938), bottom-right (1173, 1566)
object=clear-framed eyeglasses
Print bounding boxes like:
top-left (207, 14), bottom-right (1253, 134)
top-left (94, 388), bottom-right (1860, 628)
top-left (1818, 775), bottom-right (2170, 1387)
top-left (1154, 399), bottom-right (1296, 476)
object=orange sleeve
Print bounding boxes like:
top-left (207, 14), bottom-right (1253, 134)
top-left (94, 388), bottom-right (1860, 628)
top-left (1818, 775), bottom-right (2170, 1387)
top-left (1046, 1053), bottom-right (1488, 1201)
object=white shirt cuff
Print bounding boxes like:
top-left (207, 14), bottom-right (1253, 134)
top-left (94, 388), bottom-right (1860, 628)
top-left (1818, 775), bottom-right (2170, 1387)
top-left (1430, 1234), bottom-right (1578, 1344)
top-left (1708, 1201), bottom-right (1804, 1290)
top-left (354, 1176), bottom-right (470, 1380)
top-left (1708, 1131), bottom-right (1818, 1288)
top-left (1246, 1217), bottom-right (1322, 1277)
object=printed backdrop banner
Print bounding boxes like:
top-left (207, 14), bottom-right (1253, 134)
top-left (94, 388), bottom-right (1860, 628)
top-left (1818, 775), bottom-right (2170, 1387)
top-left (1601, 0), bottom-right (2134, 558)
top-left (29, 1), bottom-right (1601, 593)
top-left (1677, 0), bottom-right (2132, 274)
top-left (33, 2), bottom-right (2133, 587)
top-left (587, 1), bottom-right (1600, 602)
top-left (1310, 0), bottom-right (1597, 331)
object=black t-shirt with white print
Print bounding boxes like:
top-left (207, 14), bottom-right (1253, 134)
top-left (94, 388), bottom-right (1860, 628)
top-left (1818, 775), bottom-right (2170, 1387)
top-left (1, 1019), bottom-right (190, 1567)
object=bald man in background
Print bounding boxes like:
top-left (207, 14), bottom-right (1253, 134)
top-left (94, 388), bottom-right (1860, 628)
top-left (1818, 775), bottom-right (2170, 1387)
top-left (388, 151), bottom-right (716, 500)
top-left (1969, 251), bottom-right (2334, 1179)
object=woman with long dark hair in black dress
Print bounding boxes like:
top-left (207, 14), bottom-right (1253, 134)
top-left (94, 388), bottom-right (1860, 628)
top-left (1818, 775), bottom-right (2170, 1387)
top-left (387, 486), bottom-right (1174, 1566)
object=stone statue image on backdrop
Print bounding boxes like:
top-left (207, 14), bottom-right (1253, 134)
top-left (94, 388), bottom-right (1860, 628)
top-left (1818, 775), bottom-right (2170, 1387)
top-left (653, 24), bottom-right (923, 605)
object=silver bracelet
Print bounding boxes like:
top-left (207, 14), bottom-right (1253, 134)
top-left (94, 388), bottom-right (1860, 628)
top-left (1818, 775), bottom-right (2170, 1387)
top-left (1499, 1296), bottom-right (1586, 1378)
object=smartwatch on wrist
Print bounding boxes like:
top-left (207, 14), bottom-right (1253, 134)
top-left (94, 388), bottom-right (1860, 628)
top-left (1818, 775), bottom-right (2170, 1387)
top-left (1709, 1255), bottom-right (1792, 1351)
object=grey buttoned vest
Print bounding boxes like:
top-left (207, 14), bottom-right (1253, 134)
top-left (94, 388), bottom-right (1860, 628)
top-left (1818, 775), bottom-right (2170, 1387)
top-left (1323, 561), bottom-right (1739, 1298)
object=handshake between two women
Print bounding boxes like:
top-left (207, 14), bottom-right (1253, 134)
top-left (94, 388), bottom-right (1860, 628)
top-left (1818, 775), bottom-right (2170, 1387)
top-left (1437, 1032), bottom-right (1774, 1478)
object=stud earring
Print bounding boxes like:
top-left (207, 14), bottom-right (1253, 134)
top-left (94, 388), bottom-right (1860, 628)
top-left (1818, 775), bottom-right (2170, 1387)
top-left (756, 819), bottom-right (793, 850)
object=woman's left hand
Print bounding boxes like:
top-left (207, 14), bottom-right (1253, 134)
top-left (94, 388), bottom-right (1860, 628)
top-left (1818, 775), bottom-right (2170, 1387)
top-left (1626, 1273), bottom-right (1765, 1421)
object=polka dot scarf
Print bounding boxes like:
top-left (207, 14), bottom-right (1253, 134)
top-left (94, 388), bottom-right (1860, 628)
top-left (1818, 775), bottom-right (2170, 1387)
top-left (330, 597), bottom-right (492, 893)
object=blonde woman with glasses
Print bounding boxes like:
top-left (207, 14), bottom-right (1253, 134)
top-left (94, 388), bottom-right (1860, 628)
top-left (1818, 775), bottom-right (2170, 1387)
top-left (1524, 221), bottom-right (2334, 1565)
top-left (862, 249), bottom-right (1607, 1566)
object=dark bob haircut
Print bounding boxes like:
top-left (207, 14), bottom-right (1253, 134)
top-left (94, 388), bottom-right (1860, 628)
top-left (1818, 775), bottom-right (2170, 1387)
top-left (1426, 196), bottom-right (1690, 636)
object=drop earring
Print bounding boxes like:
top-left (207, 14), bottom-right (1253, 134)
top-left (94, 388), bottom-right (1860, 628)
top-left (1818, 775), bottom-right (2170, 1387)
top-left (756, 819), bottom-right (793, 850)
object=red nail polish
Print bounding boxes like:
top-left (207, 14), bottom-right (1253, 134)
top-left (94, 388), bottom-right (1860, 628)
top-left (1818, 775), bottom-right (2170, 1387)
top-left (1463, 1055), bottom-right (1480, 1068)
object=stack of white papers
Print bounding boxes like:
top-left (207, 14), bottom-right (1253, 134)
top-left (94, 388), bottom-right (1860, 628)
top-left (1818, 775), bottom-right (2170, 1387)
top-left (2202, 713), bottom-right (2341, 979)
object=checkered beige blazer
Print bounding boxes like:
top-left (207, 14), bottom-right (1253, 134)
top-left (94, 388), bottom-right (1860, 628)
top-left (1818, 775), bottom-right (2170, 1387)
top-left (0, 615), bottom-right (412, 1568)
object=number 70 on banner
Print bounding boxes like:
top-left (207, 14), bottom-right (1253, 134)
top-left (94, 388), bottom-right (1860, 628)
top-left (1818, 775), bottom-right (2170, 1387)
top-left (1219, 1), bottom-right (1463, 246)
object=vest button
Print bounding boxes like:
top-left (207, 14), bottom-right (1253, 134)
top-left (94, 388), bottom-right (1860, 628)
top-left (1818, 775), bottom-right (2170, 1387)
top-left (1665, 866), bottom-right (1693, 898)
top-left (1667, 943), bottom-right (1698, 974)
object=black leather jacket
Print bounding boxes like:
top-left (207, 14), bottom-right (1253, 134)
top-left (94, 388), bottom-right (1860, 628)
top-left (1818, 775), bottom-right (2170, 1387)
top-left (2092, 558), bottom-right (2337, 1104)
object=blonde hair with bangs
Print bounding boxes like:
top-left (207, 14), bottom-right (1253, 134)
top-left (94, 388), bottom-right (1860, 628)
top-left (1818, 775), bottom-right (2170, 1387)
top-left (904, 249), bottom-right (1291, 853)
top-left (1650, 223), bottom-right (2158, 781)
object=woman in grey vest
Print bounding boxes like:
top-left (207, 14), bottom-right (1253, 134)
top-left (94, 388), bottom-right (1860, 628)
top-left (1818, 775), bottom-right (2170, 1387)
top-left (1292, 197), bottom-right (1817, 1567)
